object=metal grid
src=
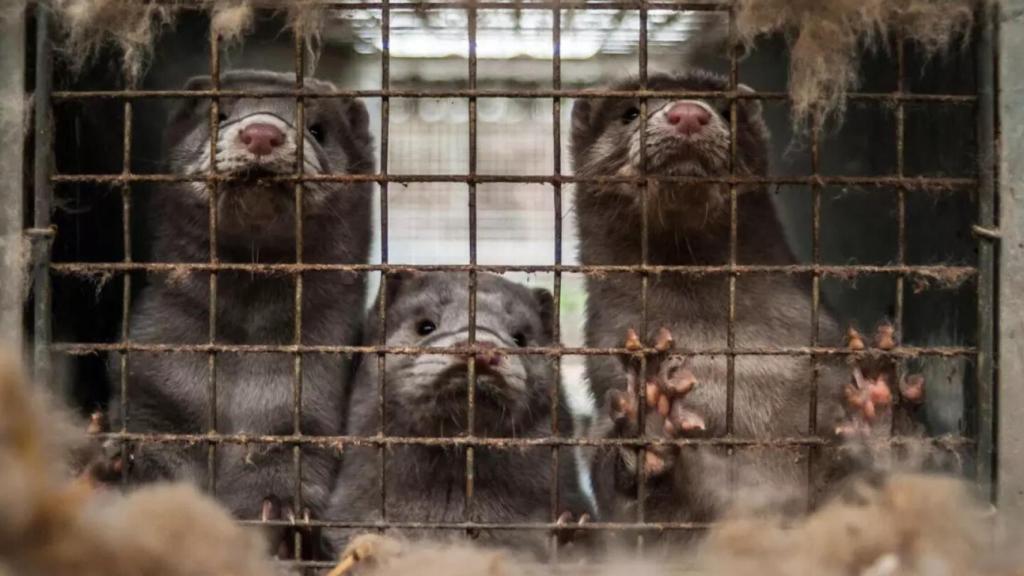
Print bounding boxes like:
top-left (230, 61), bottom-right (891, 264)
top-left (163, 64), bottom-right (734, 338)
top-left (27, 0), bottom-right (996, 568)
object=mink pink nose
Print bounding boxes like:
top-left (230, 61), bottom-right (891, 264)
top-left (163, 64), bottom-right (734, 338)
top-left (666, 102), bottom-right (711, 136)
top-left (462, 341), bottom-right (502, 368)
top-left (239, 123), bottom-right (286, 156)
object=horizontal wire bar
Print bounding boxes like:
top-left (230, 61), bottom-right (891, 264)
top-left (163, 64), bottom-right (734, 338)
top-left (238, 519), bottom-right (716, 531)
top-left (49, 261), bottom-right (979, 278)
top-left (101, 0), bottom-right (737, 10)
top-left (51, 88), bottom-right (978, 103)
top-left (96, 431), bottom-right (972, 449)
top-left (50, 173), bottom-right (978, 189)
top-left (53, 342), bottom-right (977, 357)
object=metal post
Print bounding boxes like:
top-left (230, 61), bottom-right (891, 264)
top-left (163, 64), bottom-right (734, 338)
top-left (31, 3), bottom-right (54, 386)
top-left (976, 0), bottom-right (998, 504)
top-left (998, 0), bottom-right (1024, 516)
top-left (0, 2), bottom-right (26, 351)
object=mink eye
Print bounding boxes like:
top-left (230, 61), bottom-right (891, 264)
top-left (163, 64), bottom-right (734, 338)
top-left (308, 124), bottom-right (326, 144)
top-left (512, 332), bottom-right (527, 347)
top-left (416, 320), bottom-right (436, 336)
top-left (621, 106), bottom-right (641, 124)
top-left (217, 111), bottom-right (229, 123)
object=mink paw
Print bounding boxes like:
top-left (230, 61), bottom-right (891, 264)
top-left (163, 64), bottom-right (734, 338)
top-left (75, 411), bottom-right (125, 488)
top-left (554, 510), bottom-right (591, 547)
top-left (261, 496), bottom-right (318, 561)
top-left (835, 323), bottom-right (926, 439)
top-left (608, 327), bottom-right (705, 482)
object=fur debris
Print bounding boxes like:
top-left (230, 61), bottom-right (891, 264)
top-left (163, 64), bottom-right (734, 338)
top-left (329, 473), bottom-right (1019, 576)
top-left (48, 0), bottom-right (989, 124)
top-left (0, 351), bottom-right (285, 576)
top-left (50, 0), bottom-right (323, 82)
top-left (734, 0), bottom-right (983, 131)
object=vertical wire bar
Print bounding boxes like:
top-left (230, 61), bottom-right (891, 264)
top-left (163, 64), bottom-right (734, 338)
top-left (291, 25), bottom-right (307, 560)
top-left (549, 2), bottom-right (563, 556)
top-left (975, 3), bottom-right (997, 501)
top-left (119, 96), bottom-right (134, 485)
top-left (206, 23), bottom-right (221, 497)
top-left (806, 113), bottom-right (823, 511)
top-left (465, 3), bottom-right (479, 529)
top-left (377, 0), bottom-right (392, 529)
top-left (892, 42), bottom-right (907, 439)
top-left (635, 2), bottom-right (649, 551)
top-left (725, 2), bottom-right (739, 495)
top-left (32, 4), bottom-right (54, 386)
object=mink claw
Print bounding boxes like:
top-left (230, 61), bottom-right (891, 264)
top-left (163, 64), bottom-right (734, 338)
top-left (874, 322), bottom-right (896, 350)
top-left (643, 448), bottom-right (674, 477)
top-left (555, 510), bottom-right (591, 546)
top-left (868, 377), bottom-right (893, 408)
top-left (660, 355), bottom-right (698, 397)
top-left (624, 328), bottom-right (643, 352)
top-left (653, 327), bottom-right (674, 352)
top-left (664, 401), bottom-right (706, 437)
top-left (899, 374), bottom-right (926, 404)
top-left (607, 389), bottom-right (638, 437)
top-left (847, 326), bottom-right (866, 351)
top-left (645, 381), bottom-right (660, 410)
top-left (260, 496), bottom-right (280, 523)
top-left (87, 410), bottom-right (107, 435)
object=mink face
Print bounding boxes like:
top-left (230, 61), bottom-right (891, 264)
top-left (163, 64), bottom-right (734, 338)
top-left (368, 272), bottom-right (557, 438)
top-left (327, 272), bottom-right (594, 558)
top-left (571, 71), bottom-right (768, 232)
top-left (108, 70), bottom-right (374, 559)
top-left (165, 70), bottom-right (373, 246)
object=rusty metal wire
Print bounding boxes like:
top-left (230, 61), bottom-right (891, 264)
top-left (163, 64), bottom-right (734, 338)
top-left (51, 89), bottom-right (979, 102)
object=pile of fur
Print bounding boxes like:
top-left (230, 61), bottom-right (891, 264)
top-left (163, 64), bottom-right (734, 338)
top-left (0, 350), bottom-right (284, 576)
top-left (330, 473), bottom-right (1019, 576)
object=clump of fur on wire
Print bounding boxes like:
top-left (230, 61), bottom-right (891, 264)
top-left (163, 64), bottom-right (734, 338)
top-left (0, 351), bottom-right (286, 576)
top-left (50, 0), bottom-right (986, 127)
top-left (732, 0), bottom-right (983, 131)
top-left (50, 0), bottom-right (320, 83)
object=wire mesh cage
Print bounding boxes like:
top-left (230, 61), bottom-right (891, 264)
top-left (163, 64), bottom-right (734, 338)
top-left (5, 0), bottom-right (1000, 570)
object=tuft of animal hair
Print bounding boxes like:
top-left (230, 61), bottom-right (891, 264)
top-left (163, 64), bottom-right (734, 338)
top-left (211, 0), bottom-right (254, 46)
top-left (50, 0), bottom-right (325, 83)
top-left (0, 350), bottom-right (284, 576)
top-left (730, 0), bottom-right (985, 133)
top-left (49, 0), bottom-right (990, 119)
top-left (50, 0), bottom-right (177, 83)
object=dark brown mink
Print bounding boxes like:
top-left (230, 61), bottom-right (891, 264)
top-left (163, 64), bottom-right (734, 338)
top-left (571, 70), bottom-right (924, 537)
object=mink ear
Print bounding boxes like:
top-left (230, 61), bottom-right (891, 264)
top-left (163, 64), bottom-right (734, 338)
top-left (165, 75), bottom-right (214, 149)
top-left (183, 75), bottom-right (214, 92)
top-left (570, 97), bottom-right (595, 153)
top-left (531, 288), bottom-right (555, 342)
top-left (737, 83), bottom-right (763, 117)
top-left (381, 270), bottom-right (420, 310)
top-left (345, 99), bottom-right (371, 144)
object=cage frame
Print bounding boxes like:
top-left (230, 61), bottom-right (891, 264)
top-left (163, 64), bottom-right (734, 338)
top-left (0, 0), bottom-right (1014, 566)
